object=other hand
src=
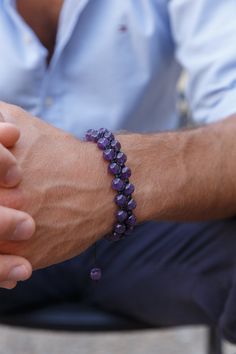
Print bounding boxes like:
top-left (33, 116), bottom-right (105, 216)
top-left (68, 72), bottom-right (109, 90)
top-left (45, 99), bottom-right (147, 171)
top-left (0, 118), bottom-right (34, 289)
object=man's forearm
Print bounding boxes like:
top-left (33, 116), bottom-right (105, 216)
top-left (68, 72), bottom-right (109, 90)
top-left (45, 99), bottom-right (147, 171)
top-left (120, 115), bottom-right (236, 222)
top-left (1, 101), bottom-right (236, 270)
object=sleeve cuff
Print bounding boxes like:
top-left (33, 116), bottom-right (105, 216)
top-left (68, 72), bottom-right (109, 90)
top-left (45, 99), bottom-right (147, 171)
top-left (192, 88), bottom-right (236, 125)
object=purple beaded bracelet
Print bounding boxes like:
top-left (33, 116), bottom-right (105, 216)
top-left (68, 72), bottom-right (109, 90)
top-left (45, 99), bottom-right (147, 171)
top-left (85, 128), bottom-right (137, 281)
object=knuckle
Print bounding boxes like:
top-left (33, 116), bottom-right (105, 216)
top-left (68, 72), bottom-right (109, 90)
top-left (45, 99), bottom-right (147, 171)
top-left (0, 102), bottom-right (24, 124)
top-left (9, 105), bottom-right (24, 117)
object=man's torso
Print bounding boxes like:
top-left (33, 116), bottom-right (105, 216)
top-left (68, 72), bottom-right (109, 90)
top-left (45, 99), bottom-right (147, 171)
top-left (0, 0), bottom-right (181, 136)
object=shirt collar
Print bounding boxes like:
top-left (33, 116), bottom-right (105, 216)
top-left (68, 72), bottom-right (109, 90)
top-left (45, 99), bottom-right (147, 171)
top-left (56, 0), bottom-right (90, 55)
top-left (3, 0), bottom-right (91, 68)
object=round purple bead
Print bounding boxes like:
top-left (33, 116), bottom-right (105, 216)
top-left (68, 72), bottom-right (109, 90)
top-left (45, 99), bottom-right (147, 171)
top-left (127, 198), bottom-right (137, 210)
top-left (91, 130), bottom-right (100, 142)
top-left (116, 210), bottom-right (128, 223)
top-left (110, 139), bottom-right (121, 151)
top-left (103, 148), bottom-right (116, 161)
top-left (124, 183), bottom-right (135, 196)
top-left (115, 223), bottom-right (126, 234)
top-left (85, 128), bottom-right (137, 243)
top-left (126, 214), bottom-right (137, 226)
top-left (112, 178), bottom-right (125, 191)
top-left (116, 152), bottom-right (127, 165)
top-left (125, 226), bottom-right (134, 235)
top-left (97, 137), bottom-right (110, 150)
top-left (90, 267), bottom-right (102, 281)
top-left (121, 166), bottom-right (131, 179)
top-left (115, 194), bottom-right (127, 207)
top-left (106, 232), bottom-right (121, 242)
top-left (104, 131), bottom-right (114, 141)
top-left (98, 128), bottom-right (108, 136)
top-left (85, 129), bottom-right (94, 141)
top-left (108, 162), bottom-right (121, 175)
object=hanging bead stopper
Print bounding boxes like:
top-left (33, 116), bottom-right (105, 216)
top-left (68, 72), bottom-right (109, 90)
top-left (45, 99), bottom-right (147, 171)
top-left (90, 267), bottom-right (102, 281)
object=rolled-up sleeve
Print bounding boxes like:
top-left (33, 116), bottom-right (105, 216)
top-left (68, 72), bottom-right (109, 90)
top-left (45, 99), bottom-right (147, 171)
top-left (168, 0), bottom-right (236, 124)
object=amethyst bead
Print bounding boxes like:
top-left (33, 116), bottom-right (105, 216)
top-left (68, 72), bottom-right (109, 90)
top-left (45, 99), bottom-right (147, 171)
top-left (90, 267), bottom-right (102, 281)
top-left (104, 131), bottom-right (114, 141)
top-left (91, 130), bottom-right (101, 142)
top-left (125, 226), bottom-right (134, 235)
top-left (115, 194), bottom-right (127, 207)
top-left (84, 128), bottom-right (137, 246)
top-left (115, 223), bottom-right (126, 234)
top-left (126, 214), bottom-right (137, 226)
top-left (112, 178), bottom-right (125, 191)
top-left (127, 198), bottom-right (137, 210)
top-left (97, 137), bottom-right (110, 150)
top-left (85, 129), bottom-right (94, 141)
top-left (98, 128), bottom-right (108, 135)
top-left (117, 210), bottom-right (128, 223)
top-left (110, 139), bottom-right (121, 151)
top-left (121, 166), bottom-right (131, 179)
top-left (124, 183), bottom-right (135, 196)
top-left (103, 148), bottom-right (116, 161)
top-left (108, 162), bottom-right (121, 175)
top-left (107, 233), bottom-right (121, 242)
top-left (116, 152), bottom-right (127, 165)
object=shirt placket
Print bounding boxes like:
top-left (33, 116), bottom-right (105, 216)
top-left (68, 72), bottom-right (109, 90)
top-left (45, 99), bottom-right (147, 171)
top-left (38, 0), bottom-right (91, 118)
top-left (4, 0), bottom-right (91, 120)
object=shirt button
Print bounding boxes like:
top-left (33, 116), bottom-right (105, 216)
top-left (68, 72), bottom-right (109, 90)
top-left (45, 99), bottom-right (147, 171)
top-left (45, 96), bottom-right (54, 108)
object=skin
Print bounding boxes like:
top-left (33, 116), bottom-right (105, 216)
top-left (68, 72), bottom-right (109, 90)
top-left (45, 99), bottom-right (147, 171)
top-left (121, 119), bottom-right (236, 222)
top-left (0, 103), bottom-right (116, 270)
top-left (0, 102), bottom-right (236, 272)
top-left (0, 1), bottom-right (235, 287)
top-left (0, 120), bottom-right (34, 289)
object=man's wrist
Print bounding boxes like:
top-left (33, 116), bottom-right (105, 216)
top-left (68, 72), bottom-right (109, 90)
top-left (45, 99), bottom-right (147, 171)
top-left (77, 139), bottom-right (117, 238)
top-left (118, 116), bottom-right (236, 223)
top-left (117, 133), bottom-right (159, 222)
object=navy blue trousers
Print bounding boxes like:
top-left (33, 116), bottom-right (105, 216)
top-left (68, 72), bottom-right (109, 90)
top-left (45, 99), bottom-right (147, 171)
top-left (1, 220), bottom-right (236, 343)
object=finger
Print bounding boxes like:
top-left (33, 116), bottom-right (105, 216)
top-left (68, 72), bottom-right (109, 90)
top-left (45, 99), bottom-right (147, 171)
top-left (0, 123), bottom-right (20, 148)
top-left (0, 144), bottom-right (21, 187)
top-left (0, 280), bottom-right (17, 290)
top-left (0, 111), bottom-right (22, 188)
top-left (0, 255), bottom-right (32, 283)
top-left (0, 205), bottom-right (35, 241)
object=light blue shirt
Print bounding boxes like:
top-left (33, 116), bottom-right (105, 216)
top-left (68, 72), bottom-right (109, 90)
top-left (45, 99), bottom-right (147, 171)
top-left (0, 0), bottom-right (236, 138)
